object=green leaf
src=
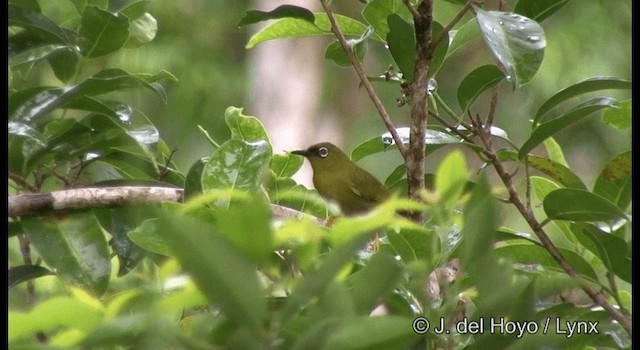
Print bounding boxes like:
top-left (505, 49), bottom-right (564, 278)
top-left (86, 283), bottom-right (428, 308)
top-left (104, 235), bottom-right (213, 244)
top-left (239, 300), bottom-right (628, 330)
top-left (533, 77), bottom-right (631, 125)
top-left (9, 44), bottom-right (73, 67)
top-left (514, 0), bottom-right (570, 22)
top-left (283, 231), bottom-right (374, 321)
top-left (9, 265), bottom-right (55, 288)
top-left (270, 153), bottom-right (304, 178)
top-left (436, 150), bottom-right (469, 209)
top-left (430, 21), bottom-right (448, 75)
top-left (475, 8), bottom-right (545, 88)
top-left (494, 244), bottom-right (598, 281)
top-left (22, 213), bottom-right (111, 295)
top-left (246, 13), bottom-right (372, 49)
top-left (202, 139), bottom-right (272, 197)
top-left (224, 106), bottom-right (270, 143)
top-left (519, 97), bottom-right (619, 159)
top-left (270, 182), bottom-right (329, 218)
top-left (362, 0), bottom-right (407, 39)
top-left (346, 251), bottom-right (402, 314)
top-left (350, 136), bottom-right (390, 162)
top-left (79, 6), bottom-right (129, 57)
top-left (184, 158), bottom-right (206, 200)
top-left (446, 17), bottom-right (480, 59)
top-left (498, 150), bottom-right (586, 189)
top-left (324, 316), bottom-right (419, 350)
top-left (570, 223), bottom-right (631, 283)
top-left (124, 12), bottom-right (157, 48)
top-left (593, 151), bottom-right (631, 210)
top-left (9, 3), bottom-right (77, 44)
top-left (386, 14), bottom-right (415, 81)
top-left (457, 64), bottom-right (505, 112)
top-left (601, 98), bottom-right (631, 129)
top-left (543, 189), bottom-right (629, 222)
top-left (542, 136), bottom-right (568, 166)
top-left (158, 212), bottom-right (266, 334)
top-left (324, 27), bottom-right (371, 67)
top-left (47, 46), bottom-right (80, 82)
top-left (127, 218), bottom-right (172, 256)
top-left (213, 198), bottom-right (274, 265)
top-left (238, 5), bottom-right (315, 27)
top-left (388, 226), bottom-right (441, 264)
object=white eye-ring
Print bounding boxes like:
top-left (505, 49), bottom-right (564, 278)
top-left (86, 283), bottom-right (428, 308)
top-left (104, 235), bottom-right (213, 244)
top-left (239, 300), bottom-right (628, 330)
top-left (318, 147), bottom-right (329, 158)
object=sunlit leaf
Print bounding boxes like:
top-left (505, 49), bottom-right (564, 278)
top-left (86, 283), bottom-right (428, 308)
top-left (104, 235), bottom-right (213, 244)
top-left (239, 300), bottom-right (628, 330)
top-left (601, 99), bottom-right (631, 129)
top-left (225, 106), bottom-right (270, 143)
top-left (238, 5), bottom-right (315, 27)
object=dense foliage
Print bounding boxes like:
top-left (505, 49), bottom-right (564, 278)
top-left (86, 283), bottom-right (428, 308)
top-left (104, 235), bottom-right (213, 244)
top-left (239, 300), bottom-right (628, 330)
top-left (9, 0), bottom-right (631, 349)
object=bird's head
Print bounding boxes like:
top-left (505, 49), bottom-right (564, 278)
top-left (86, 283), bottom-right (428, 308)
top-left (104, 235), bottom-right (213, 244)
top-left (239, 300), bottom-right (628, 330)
top-left (290, 142), bottom-right (349, 171)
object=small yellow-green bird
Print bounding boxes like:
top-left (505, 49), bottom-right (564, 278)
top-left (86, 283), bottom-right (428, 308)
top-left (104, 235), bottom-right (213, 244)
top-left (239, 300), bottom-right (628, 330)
top-left (291, 142), bottom-right (389, 215)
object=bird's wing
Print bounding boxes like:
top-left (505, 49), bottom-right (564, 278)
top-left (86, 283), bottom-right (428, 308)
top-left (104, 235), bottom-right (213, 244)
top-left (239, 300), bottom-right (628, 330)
top-left (348, 172), bottom-right (387, 204)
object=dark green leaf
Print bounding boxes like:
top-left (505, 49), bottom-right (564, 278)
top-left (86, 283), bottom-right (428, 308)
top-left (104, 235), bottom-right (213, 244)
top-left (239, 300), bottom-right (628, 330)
top-left (519, 97), bottom-right (619, 159)
top-left (184, 158), bottom-right (206, 200)
top-left (386, 14), bottom-right (415, 81)
top-left (384, 164), bottom-right (405, 188)
top-left (346, 251), bottom-right (402, 314)
top-left (350, 136), bottom-right (389, 162)
top-left (570, 223), bottom-right (631, 283)
top-left (475, 8), bottom-right (545, 88)
top-left (325, 36), bottom-right (368, 67)
top-left (9, 44), bottom-right (74, 67)
top-left (270, 153), bottom-right (304, 178)
top-left (593, 151), bottom-right (631, 210)
top-left (543, 189), bottom-right (629, 222)
top-left (201, 139), bottom-right (272, 197)
top-left (127, 218), bottom-right (172, 256)
top-left (79, 6), bottom-right (129, 57)
top-left (9, 265), bottom-right (55, 288)
top-left (225, 106), bottom-right (270, 142)
top-left (494, 244), bottom-right (598, 281)
top-left (514, 0), bottom-right (570, 22)
top-left (324, 316), bottom-right (418, 350)
top-left (246, 13), bottom-right (373, 49)
top-left (238, 5), bottom-right (315, 27)
top-left (22, 212), bottom-right (111, 295)
top-left (601, 99), bottom-right (631, 129)
top-left (158, 212), bottom-right (266, 334)
top-left (498, 150), bottom-right (586, 190)
top-left (47, 46), bottom-right (80, 82)
top-left (430, 21), bottom-right (448, 74)
top-left (533, 77), bottom-right (631, 125)
top-left (457, 65), bottom-right (505, 111)
top-left (9, 3), bottom-right (77, 44)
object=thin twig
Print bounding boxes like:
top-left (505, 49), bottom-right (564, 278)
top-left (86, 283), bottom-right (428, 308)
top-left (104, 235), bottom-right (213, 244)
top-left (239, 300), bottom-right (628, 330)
top-left (9, 172), bottom-right (39, 193)
top-left (431, 0), bottom-right (474, 55)
top-left (320, 0), bottom-right (407, 159)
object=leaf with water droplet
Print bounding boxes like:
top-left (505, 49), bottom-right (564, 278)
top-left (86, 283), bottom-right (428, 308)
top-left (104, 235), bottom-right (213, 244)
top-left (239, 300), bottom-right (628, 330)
top-left (475, 8), bottom-right (545, 89)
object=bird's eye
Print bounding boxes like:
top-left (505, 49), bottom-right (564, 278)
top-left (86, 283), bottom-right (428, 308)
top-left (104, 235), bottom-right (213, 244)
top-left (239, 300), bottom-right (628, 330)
top-left (318, 147), bottom-right (329, 158)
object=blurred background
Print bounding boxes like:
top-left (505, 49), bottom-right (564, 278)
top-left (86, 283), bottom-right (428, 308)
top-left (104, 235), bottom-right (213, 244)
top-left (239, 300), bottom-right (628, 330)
top-left (37, 0), bottom-right (631, 188)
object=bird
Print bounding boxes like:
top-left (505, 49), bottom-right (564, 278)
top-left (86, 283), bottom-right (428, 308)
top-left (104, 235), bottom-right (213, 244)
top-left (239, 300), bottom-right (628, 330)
top-left (291, 142), bottom-right (390, 216)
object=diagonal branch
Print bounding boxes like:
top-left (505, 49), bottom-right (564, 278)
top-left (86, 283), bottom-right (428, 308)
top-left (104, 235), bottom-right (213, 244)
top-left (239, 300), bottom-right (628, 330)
top-left (320, 0), bottom-right (407, 159)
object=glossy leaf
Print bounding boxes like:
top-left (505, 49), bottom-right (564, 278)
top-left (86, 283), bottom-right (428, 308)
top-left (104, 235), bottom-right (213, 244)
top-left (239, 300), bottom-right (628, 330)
top-left (125, 12), bottom-right (157, 48)
top-left (238, 5), bottom-right (314, 27)
top-left (519, 97), bottom-right (618, 159)
top-left (127, 218), bottom-right (172, 256)
top-left (346, 251), bottom-right (402, 314)
top-left (386, 14), bottom-right (415, 81)
top-left (533, 77), bottom-right (631, 125)
top-left (494, 244), bottom-right (597, 281)
top-left (601, 99), bottom-right (631, 129)
top-left (324, 316), bottom-right (418, 350)
top-left (22, 213), bottom-right (111, 295)
top-left (381, 127), bottom-right (461, 146)
top-left (9, 265), bottom-right (55, 288)
top-left (475, 8), bottom-right (545, 88)
top-left (270, 153), bottom-right (304, 178)
top-left (593, 151), bottom-right (631, 210)
top-left (570, 223), bottom-right (631, 283)
top-left (158, 212), bottom-right (266, 334)
top-left (9, 44), bottom-right (73, 67)
top-left (457, 64), bottom-right (505, 111)
top-left (246, 13), bottom-right (373, 49)
top-left (79, 6), bottom-right (129, 57)
top-left (225, 106), bottom-right (270, 142)
top-left (8, 3), bottom-right (77, 44)
top-left (498, 150), bottom-right (586, 190)
top-left (543, 189), bottom-right (629, 222)
top-left (513, 0), bottom-right (570, 22)
top-left (202, 139), bottom-right (271, 198)
top-left (446, 17), bottom-right (480, 58)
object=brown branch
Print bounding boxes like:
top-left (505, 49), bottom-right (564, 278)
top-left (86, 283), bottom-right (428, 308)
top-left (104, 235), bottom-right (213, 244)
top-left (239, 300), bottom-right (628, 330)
top-left (9, 172), bottom-right (39, 193)
top-left (405, 0), bottom-right (434, 223)
top-left (430, 0), bottom-right (474, 55)
top-left (473, 126), bottom-right (632, 337)
top-left (320, 0), bottom-right (407, 159)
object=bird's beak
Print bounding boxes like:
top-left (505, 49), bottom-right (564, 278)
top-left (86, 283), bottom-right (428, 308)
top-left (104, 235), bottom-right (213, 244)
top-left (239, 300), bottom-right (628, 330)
top-left (290, 149), bottom-right (309, 157)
